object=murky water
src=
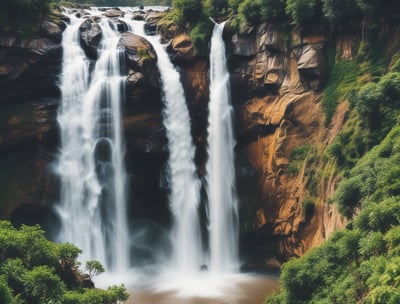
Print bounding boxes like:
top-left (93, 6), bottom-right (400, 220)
top-left (127, 274), bottom-right (279, 304)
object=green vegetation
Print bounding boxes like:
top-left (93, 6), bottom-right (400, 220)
top-left (0, 0), bottom-right (55, 35)
top-left (0, 221), bottom-right (129, 304)
top-left (288, 145), bottom-right (310, 176)
top-left (267, 125), bottom-right (400, 303)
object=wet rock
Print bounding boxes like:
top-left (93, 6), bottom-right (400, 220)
top-left (79, 18), bottom-right (102, 60)
top-left (104, 8), bottom-right (123, 18)
top-left (118, 32), bottom-right (160, 105)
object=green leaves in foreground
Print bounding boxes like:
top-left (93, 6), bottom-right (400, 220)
top-left (0, 221), bottom-right (129, 304)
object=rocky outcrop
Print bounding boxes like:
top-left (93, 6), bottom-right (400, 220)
top-left (225, 22), bottom-right (344, 265)
top-left (0, 19), bottom-right (63, 219)
top-left (118, 32), bottom-right (161, 106)
top-left (168, 33), bottom-right (195, 63)
top-left (79, 18), bottom-right (102, 59)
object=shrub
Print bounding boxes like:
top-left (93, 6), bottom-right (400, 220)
top-left (334, 176), bottom-right (363, 218)
top-left (0, 221), bottom-right (129, 304)
top-left (173, 0), bottom-right (203, 24)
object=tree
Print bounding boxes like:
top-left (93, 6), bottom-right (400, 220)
top-left (285, 0), bottom-right (322, 28)
top-left (356, 0), bottom-right (379, 41)
top-left (85, 260), bottom-right (105, 280)
top-left (203, 0), bottom-right (229, 18)
top-left (173, 0), bottom-right (203, 24)
top-left (0, 221), bottom-right (129, 304)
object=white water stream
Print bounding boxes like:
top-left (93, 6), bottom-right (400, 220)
top-left (206, 22), bottom-right (239, 274)
top-left (57, 12), bottom-right (129, 273)
top-left (122, 16), bottom-right (204, 275)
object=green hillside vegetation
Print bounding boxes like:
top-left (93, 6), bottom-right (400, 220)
top-left (0, 221), bottom-right (129, 304)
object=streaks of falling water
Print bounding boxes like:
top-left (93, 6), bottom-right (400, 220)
top-left (57, 13), bottom-right (129, 273)
top-left (206, 22), bottom-right (239, 274)
top-left (123, 16), bottom-right (204, 275)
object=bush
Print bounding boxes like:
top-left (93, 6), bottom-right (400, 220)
top-left (0, 221), bottom-right (129, 304)
top-left (285, 0), bottom-right (322, 27)
top-left (334, 176), bottom-right (363, 218)
top-left (238, 0), bottom-right (285, 25)
top-left (173, 0), bottom-right (203, 24)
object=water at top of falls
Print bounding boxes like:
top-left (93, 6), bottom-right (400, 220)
top-left (57, 12), bottom-right (129, 274)
top-left (122, 14), bottom-right (204, 275)
top-left (206, 22), bottom-right (239, 274)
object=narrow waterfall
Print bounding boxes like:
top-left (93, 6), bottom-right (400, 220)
top-left (123, 17), bottom-right (203, 275)
top-left (57, 14), bottom-right (129, 273)
top-left (206, 22), bottom-right (239, 273)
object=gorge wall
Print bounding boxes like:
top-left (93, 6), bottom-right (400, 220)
top-left (0, 7), bottom-right (349, 268)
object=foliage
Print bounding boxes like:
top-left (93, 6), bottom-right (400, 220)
top-left (173, 0), bottom-right (203, 24)
top-left (163, 0), bottom-right (213, 55)
top-left (0, 221), bottom-right (128, 304)
top-left (285, 0), bottom-right (322, 27)
top-left (85, 260), bottom-right (105, 280)
top-left (203, 0), bottom-right (229, 18)
top-left (0, 0), bottom-right (55, 35)
top-left (238, 0), bottom-right (286, 25)
top-left (267, 123), bottom-right (400, 303)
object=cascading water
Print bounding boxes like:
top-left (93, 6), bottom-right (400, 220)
top-left (206, 22), bottom-right (239, 274)
top-left (123, 16), bottom-right (204, 275)
top-left (57, 12), bottom-right (129, 273)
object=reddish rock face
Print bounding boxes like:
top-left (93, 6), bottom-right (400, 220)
top-left (224, 24), bottom-right (345, 266)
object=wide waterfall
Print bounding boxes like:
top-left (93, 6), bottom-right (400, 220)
top-left (123, 16), bottom-right (204, 275)
top-left (57, 12), bottom-right (129, 273)
top-left (206, 22), bottom-right (239, 273)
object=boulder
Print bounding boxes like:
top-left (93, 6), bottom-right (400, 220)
top-left (168, 33), bottom-right (194, 62)
top-left (104, 9), bottom-right (123, 18)
top-left (79, 18), bottom-right (102, 60)
top-left (40, 20), bottom-right (63, 42)
top-left (118, 32), bottom-right (160, 105)
top-left (142, 12), bottom-right (167, 35)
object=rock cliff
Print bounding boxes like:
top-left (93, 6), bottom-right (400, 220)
top-left (0, 8), bottom-right (347, 267)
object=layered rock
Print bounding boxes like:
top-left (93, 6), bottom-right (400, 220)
top-left (225, 22), bottom-right (345, 266)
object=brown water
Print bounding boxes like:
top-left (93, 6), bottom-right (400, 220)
top-left (127, 274), bottom-right (279, 304)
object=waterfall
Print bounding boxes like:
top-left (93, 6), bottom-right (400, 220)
top-left (123, 17), bottom-right (204, 275)
top-left (57, 13), bottom-right (129, 273)
top-left (206, 22), bottom-right (239, 273)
